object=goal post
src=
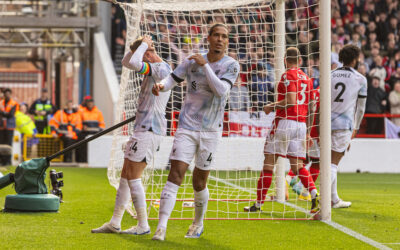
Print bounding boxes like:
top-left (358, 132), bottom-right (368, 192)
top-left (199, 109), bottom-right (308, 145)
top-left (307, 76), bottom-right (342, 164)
top-left (319, 0), bottom-right (332, 222)
top-left (273, 0), bottom-right (286, 203)
top-left (108, 0), bottom-right (330, 220)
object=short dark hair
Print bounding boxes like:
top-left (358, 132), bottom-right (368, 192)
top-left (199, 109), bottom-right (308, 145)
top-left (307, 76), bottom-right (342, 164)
top-left (372, 76), bottom-right (381, 81)
top-left (339, 44), bottom-right (360, 66)
top-left (285, 47), bottom-right (300, 64)
top-left (3, 88), bottom-right (11, 94)
top-left (208, 23), bottom-right (228, 36)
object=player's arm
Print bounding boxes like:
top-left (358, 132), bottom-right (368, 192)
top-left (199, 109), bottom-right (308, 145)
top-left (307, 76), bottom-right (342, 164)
top-left (263, 91), bottom-right (296, 114)
top-left (306, 98), bottom-right (316, 147)
top-left (121, 35), bottom-right (152, 71)
top-left (190, 54), bottom-right (240, 97)
top-left (152, 75), bottom-right (178, 96)
top-left (353, 95), bottom-right (367, 138)
top-left (306, 92), bottom-right (316, 136)
top-left (121, 51), bottom-right (135, 70)
top-left (353, 78), bottom-right (368, 138)
top-left (153, 58), bottom-right (189, 96)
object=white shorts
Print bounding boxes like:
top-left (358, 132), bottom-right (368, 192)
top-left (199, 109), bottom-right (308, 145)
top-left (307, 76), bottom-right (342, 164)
top-left (332, 130), bottom-right (352, 153)
top-left (264, 119), bottom-right (307, 160)
top-left (308, 138), bottom-right (320, 159)
top-left (124, 131), bottom-right (162, 164)
top-left (169, 128), bottom-right (221, 170)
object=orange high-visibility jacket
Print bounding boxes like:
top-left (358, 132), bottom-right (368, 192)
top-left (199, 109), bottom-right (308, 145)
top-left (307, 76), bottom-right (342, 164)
top-left (0, 98), bottom-right (19, 130)
top-left (80, 106), bottom-right (105, 133)
top-left (49, 109), bottom-right (82, 140)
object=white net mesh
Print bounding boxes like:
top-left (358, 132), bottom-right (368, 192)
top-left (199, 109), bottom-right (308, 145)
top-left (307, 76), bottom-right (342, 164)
top-left (108, 0), bottom-right (320, 220)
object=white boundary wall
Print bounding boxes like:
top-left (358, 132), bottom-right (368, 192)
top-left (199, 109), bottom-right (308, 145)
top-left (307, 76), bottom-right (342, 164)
top-left (89, 137), bottom-right (400, 173)
top-left (93, 32), bottom-right (120, 127)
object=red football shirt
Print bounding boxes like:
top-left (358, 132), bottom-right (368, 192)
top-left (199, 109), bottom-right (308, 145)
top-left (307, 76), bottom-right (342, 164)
top-left (310, 87), bottom-right (320, 138)
top-left (276, 68), bottom-right (313, 123)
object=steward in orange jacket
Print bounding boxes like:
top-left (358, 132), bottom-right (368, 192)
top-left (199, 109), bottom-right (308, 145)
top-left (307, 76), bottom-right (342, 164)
top-left (76, 98), bottom-right (105, 162)
top-left (0, 88), bottom-right (19, 165)
top-left (0, 89), bottom-right (19, 131)
top-left (49, 100), bottom-right (82, 162)
top-left (81, 98), bottom-right (105, 134)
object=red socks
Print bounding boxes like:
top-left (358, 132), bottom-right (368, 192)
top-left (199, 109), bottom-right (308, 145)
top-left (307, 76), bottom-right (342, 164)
top-left (257, 170), bottom-right (273, 204)
top-left (298, 167), bottom-right (316, 192)
top-left (309, 164), bottom-right (320, 183)
top-left (287, 169), bottom-right (296, 179)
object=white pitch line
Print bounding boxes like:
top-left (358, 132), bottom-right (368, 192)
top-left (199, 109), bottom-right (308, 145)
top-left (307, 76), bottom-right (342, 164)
top-left (324, 221), bottom-right (391, 250)
top-left (209, 174), bottom-right (391, 250)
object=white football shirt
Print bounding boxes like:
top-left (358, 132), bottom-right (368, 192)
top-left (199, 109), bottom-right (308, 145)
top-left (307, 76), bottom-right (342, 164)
top-left (134, 61), bottom-right (172, 135)
top-left (172, 54), bottom-right (240, 131)
top-left (331, 66), bottom-right (367, 131)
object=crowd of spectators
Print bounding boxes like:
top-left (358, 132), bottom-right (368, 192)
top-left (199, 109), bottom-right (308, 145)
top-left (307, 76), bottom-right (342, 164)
top-left (0, 88), bottom-right (105, 165)
top-left (111, 0), bottom-right (400, 135)
top-left (330, 0), bottom-right (400, 134)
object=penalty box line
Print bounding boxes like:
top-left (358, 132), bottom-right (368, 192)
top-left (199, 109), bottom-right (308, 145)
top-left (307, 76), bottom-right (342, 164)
top-left (208, 174), bottom-right (391, 250)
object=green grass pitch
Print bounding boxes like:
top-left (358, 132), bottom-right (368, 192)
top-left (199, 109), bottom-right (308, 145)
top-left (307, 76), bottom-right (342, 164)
top-left (0, 167), bottom-right (399, 249)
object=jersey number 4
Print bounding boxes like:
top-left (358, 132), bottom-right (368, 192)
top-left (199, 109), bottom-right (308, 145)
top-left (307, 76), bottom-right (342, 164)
top-left (130, 142), bottom-right (138, 153)
top-left (334, 82), bottom-right (346, 103)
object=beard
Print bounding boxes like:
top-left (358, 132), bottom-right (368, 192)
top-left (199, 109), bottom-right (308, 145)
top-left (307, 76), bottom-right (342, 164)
top-left (214, 49), bottom-right (222, 54)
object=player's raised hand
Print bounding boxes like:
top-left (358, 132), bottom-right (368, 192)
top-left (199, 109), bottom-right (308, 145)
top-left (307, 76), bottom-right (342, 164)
top-left (152, 83), bottom-right (164, 96)
top-left (189, 54), bottom-right (207, 66)
top-left (142, 35), bottom-right (154, 48)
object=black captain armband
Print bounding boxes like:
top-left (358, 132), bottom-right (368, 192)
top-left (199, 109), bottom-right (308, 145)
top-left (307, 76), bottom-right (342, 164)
top-left (221, 78), bottom-right (233, 89)
top-left (171, 73), bottom-right (184, 83)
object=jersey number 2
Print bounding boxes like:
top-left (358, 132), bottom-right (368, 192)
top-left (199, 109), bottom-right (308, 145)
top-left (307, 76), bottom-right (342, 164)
top-left (334, 82), bottom-right (346, 103)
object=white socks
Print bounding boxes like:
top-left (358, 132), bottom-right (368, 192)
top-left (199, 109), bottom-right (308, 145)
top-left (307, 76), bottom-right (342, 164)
top-left (129, 178), bottom-right (149, 229)
top-left (331, 164), bottom-right (340, 204)
top-left (157, 181), bottom-right (179, 230)
top-left (193, 187), bottom-right (209, 227)
top-left (110, 178), bottom-right (130, 228)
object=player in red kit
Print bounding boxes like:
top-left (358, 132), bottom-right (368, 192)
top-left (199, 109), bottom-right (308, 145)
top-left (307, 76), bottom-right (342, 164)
top-left (246, 47), bottom-right (319, 213)
top-left (287, 86), bottom-right (320, 200)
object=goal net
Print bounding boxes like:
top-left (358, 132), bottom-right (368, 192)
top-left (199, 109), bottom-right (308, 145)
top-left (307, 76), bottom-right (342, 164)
top-left (108, 0), bottom-right (321, 220)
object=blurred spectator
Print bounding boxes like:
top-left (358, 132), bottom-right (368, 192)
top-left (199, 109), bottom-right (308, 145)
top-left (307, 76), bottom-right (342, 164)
top-left (78, 95), bottom-right (92, 113)
top-left (29, 88), bottom-right (55, 134)
top-left (349, 32), bottom-right (362, 48)
top-left (358, 63), bottom-right (368, 77)
top-left (229, 77), bottom-right (251, 112)
top-left (0, 89), bottom-right (19, 165)
top-left (111, 5), bottom-right (126, 61)
top-left (389, 81), bottom-right (400, 126)
top-left (50, 100), bottom-right (82, 162)
top-left (16, 103), bottom-right (37, 136)
top-left (366, 76), bottom-right (388, 134)
top-left (76, 98), bottom-right (105, 163)
top-left (16, 103), bottom-right (38, 158)
top-left (251, 64), bottom-right (274, 110)
top-left (388, 66), bottom-right (400, 89)
top-left (369, 55), bottom-right (387, 90)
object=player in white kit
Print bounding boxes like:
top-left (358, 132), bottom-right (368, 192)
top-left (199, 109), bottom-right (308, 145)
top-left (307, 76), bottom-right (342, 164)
top-left (151, 23), bottom-right (240, 240)
top-left (331, 44), bottom-right (367, 208)
top-left (92, 35), bottom-right (171, 235)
